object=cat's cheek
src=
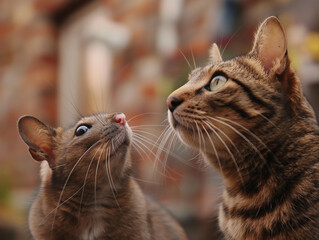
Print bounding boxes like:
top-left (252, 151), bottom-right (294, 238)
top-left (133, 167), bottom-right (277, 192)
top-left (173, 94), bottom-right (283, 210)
top-left (176, 129), bottom-right (199, 150)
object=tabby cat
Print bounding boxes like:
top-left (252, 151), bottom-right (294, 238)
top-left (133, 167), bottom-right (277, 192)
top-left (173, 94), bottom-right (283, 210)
top-left (167, 16), bottom-right (319, 240)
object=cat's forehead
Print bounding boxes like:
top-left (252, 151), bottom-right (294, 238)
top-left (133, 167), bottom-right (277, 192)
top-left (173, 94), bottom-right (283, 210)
top-left (188, 56), bottom-right (267, 83)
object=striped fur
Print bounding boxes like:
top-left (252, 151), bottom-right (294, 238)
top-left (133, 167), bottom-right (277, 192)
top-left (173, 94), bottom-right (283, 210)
top-left (167, 17), bottom-right (319, 239)
top-left (18, 113), bottom-right (187, 240)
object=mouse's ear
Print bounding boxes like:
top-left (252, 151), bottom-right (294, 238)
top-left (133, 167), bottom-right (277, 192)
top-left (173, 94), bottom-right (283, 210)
top-left (18, 116), bottom-right (56, 168)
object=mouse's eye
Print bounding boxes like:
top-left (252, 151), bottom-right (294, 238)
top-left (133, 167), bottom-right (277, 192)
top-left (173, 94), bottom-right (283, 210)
top-left (75, 124), bottom-right (91, 136)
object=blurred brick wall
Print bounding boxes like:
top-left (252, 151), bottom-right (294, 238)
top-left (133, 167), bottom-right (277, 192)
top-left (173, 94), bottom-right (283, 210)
top-left (0, 1), bottom-right (66, 237)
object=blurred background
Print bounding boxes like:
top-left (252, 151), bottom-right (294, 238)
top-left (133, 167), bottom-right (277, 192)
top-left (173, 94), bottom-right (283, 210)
top-left (0, 0), bottom-right (319, 239)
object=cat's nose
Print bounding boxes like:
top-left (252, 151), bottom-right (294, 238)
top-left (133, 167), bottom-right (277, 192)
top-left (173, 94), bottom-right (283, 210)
top-left (114, 113), bottom-right (126, 125)
top-left (167, 96), bottom-right (183, 112)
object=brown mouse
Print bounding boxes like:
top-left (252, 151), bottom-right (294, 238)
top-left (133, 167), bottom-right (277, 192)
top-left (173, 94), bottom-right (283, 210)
top-left (18, 113), bottom-right (187, 240)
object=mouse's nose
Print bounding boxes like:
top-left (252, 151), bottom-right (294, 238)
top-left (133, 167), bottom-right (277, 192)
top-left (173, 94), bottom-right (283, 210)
top-left (114, 113), bottom-right (126, 125)
top-left (167, 96), bottom-right (183, 112)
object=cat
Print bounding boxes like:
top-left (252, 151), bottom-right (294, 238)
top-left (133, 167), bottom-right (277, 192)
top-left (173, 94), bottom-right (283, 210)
top-left (167, 16), bottom-right (319, 240)
top-left (18, 113), bottom-right (188, 240)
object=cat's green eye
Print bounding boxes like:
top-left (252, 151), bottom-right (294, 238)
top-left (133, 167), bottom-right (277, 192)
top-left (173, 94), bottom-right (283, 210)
top-left (210, 75), bottom-right (227, 91)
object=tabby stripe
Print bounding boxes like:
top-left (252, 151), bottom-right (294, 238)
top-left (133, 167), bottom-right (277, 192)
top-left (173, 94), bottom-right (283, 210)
top-left (226, 171), bottom-right (304, 219)
top-left (235, 57), bottom-right (265, 80)
top-left (209, 99), bottom-right (251, 119)
top-left (262, 211), bottom-right (319, 238)
top-left (230, 78), bottom-right (274, 116)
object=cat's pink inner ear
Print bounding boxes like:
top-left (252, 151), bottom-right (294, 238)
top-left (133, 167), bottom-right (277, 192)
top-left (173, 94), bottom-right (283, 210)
top-left (209, 43), bottom-right (223, 63)
top-left (251, 16), bottom-right (287, 74)
top-left (18, 116), bottom-right (56, 166)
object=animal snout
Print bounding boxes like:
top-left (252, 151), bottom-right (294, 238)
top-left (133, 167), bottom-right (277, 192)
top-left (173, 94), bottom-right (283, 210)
top-left (113, 113), bottom-right (126, 126)
top-left (167, 96), bottom-right (183, 112)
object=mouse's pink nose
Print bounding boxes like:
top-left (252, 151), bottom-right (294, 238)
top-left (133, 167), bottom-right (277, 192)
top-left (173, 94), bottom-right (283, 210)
top-left (114, 113), bottom-right (126, 125)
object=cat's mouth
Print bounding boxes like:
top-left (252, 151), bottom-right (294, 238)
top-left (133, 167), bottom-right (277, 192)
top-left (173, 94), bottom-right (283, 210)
top-left (168, 111), bottom-right (203, 132)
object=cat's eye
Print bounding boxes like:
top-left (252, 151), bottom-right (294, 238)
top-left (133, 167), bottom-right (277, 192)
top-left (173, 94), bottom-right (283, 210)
top-left (75, 125), bottom-right (91, 136)
top-left (209, 75), bottom-right (227, 91)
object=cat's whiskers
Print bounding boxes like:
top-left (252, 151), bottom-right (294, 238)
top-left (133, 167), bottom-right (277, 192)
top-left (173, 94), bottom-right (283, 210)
top-left (127, 112), bottom-right (160, 123)
top-left (194, 120), bottom-right (203, 152)
top-left (198, 121), bottom-right (224, 177)
top-left (190, 47), bottom-right (197, 69)
top-left (215, 116), bottom-right (279, 164)
top-left (132, 133), bottom-right (171, 179)
top-left (135, 127), bottom-right (204, 171)
top-left (254, 111), bottom-right (278, 129)
top-left (220, 26), bottom-right (241, 57)
top-left (201, 120), bottom-right (245, 188)
top-left (51, 163), bottom-right (67, 169)
top-left (179, 48), bottom-right (193, 71)
top-left (152, 126), bottom-right (174, 180)
top-left (204, 120), bottom-right (244, 162)
top-left (131, 129), bottom-right (159, 139)
top-left (131, 124), bottom-right (166, 129)
top-left (127, 176), bottom-right (159, 185)
top-left (208, 116), bottom-right (273, 174)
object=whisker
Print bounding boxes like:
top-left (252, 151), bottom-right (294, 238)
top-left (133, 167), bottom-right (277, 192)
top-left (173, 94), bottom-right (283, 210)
top-left (190, 47), bottom-right (197, 69)
top-left (199, 121), bottom-right (224, 176)
top-left (178, 48), bottom-right (193, 71)
top-left (43, 185), bottom-right (85, 225)
top-left (132, 129), bottom-right (159, 139)
top-left (109, 140), bottom-right (118, 194)
top-left (94, 143), bottom-right (106, 209)
top-left (215, 116), bottom-right (278, 163)
top-left (132, 133), bottom-right (172, 179)
top-left (127, 112), bottom-right (160, 123)
top-left (152, 126), bottom-right (173, 177)
top-left (51, 163), bottom-right (67, 169)
top-left (78, 147), bottom-right (99, 217)
top-left (105, 146), bottom-right (122, 212)
top-left (255, 111), bottom-right (278, 129)
top-left (130, 124), bottom-right (166, 129)
top-left (205, 120), bottom-right (244, 162)
top-left (208, 117), bottom-right (273, 171)
top-left (220, 26), bottom-right (241, 57)
top-left (194, 121), bottom-right (203, 152)
top-left (127, 176), bottom-right (159, 185)
top-left (50, 139), bottom-right (103, 229)
top-left (202, 120), bottom-right (245, 188)
top-left (133, 131), bottom-right (200, 170)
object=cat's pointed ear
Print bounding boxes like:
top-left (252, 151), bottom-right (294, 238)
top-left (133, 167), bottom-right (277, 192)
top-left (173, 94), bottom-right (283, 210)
top-left (250, 16), bottom-right (287, 74)
top-left (18, 116), bottom-right (56, 168)
top-left (209, 43), bottom-right (223, 63)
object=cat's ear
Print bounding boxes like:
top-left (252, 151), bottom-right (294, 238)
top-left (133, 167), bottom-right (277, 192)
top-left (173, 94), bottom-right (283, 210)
top-left (18, 116), bottom-right (56, 168)
top-left (250, 16), bottom-right (287, 74)
top-left (209, 43), bottom-right (223, 63)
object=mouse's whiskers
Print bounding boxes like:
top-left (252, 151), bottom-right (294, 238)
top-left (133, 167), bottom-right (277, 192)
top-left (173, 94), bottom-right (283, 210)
top-left (48, 139), bottom-right (103, 230)
top-left (94, 143), bottom-right (106, 210)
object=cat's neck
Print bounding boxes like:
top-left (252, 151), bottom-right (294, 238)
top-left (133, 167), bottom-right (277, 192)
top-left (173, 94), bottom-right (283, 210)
top-left (206, 113), bottom-right (319, 197)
